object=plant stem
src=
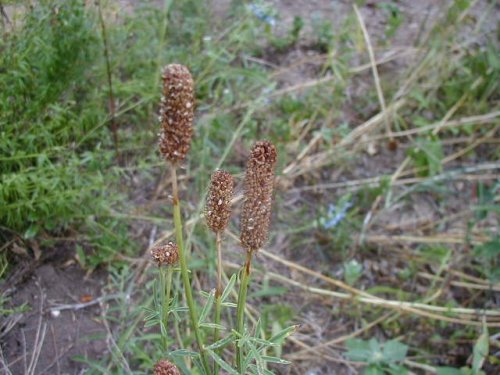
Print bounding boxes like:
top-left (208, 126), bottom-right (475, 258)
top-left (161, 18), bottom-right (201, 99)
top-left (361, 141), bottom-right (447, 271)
top-left (96, 0), bottom-right (119, 159)
top-left (160, 266), bottom-right (173, 350)
top-left (170, 166), bottom-right (210, 374)
top-left (236, 250), bottom-right (253, 373)
top-left (213, 231), bottom-right (223, 375)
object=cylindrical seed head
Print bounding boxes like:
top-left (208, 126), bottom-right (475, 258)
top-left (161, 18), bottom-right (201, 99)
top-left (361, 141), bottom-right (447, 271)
top-left (159, 64), bottom-right (195, 163)
top-left (205, 170), bottom-right (235, 233)
top-left (240, 140), bottom-right (277, 251)
top-left (153, 359), bottom-right (181, 375)
top-left (151, 242), bottom-right (179, 266)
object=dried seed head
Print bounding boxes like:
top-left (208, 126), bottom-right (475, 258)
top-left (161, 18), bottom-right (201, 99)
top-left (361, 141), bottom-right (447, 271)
top-left (240, 140), bottom-right (277, 251)
top-left (159, 64), bottom-right (195, 163)
top-left (153, 359), bottom-right (181, 375)
top-left (205, 170), bottom-right (234, 233)
top-left (151, 242), bottom-right (179, 266)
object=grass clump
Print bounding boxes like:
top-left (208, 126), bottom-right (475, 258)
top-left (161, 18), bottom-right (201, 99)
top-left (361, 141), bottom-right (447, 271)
top-left (0, 1), bottom-right (112, 240)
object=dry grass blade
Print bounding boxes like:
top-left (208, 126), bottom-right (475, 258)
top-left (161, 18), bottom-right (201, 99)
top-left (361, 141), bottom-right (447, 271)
top-left (353, 4), bottom-right (392, 139)
top-left (226, 231), bottom-right (499, 325)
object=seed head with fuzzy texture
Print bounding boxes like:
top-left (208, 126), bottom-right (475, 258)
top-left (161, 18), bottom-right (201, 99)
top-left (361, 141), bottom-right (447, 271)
top-left (205, 170), bottom-right (234, 233)
top-left (153, 359), bottom-right (181, 375)
top-left (159, 64), bottom-right (195, 163)
top-left (151, 242), bottom-right (179, 266)
top-left (240, 141), bottom-right (277, 251)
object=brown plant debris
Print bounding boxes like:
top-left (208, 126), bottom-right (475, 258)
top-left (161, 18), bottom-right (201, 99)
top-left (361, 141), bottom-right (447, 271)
top-left (205, 170), bottom-right (235, 233)
top-left (159, 64), bottom-right (195, 163)
top-left (153, 359), bottom-right (181, 375)
top-left (240, 140), bottom-right (278, 252)
top-left (151, 242), bottom-right (179, 266)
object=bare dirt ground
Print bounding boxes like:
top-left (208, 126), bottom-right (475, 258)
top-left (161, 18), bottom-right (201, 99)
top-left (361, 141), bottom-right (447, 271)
top-left (1, 1), bottom-right (498, 374)
top-left (2, 250), bottom-right (108, 374)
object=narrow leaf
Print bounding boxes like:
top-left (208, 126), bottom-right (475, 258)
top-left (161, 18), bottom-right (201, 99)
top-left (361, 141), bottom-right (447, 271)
top-left (472, 324), bottom-right (489, 373)
top-left (199, 322), bottom-right (226, 330)
top-left (268, 325), bottom-right (298, 344)
top-left (169, 349), bottom-right (199, 358)
top-left (206, 334), bottom-right (236, 350)
top-left (206, 349), bottom-right (239, 375)
top-left (261, 355), bottom-right (291, 365)
top-left (221, 274), bottom-right (237, 302)
top-left (198, 290), bottom-right (215, 324)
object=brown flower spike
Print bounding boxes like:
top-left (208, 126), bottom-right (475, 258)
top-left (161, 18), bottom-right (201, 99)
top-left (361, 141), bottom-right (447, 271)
top-left (159, 64), bottom-right (195, 163)
top-left (205, 170), bottom-right (235, 233)
top-left (151, 242), bottom-right (179, 266)
top-left (240, 141), bottom-right (277, 251)
top-left (153, 359), bottom-right (181, 375)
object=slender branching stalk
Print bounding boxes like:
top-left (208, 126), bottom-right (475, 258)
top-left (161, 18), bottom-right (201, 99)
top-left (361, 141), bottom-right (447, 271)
top-left (171, 166), bottom-right (210, 374)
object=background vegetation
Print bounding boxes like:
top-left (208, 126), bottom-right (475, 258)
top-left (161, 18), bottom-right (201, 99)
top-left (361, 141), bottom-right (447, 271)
top-left (0, 0), bottom-right (498, 374)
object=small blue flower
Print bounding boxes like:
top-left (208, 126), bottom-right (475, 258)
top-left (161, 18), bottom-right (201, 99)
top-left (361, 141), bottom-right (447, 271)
top-left (323, 201), bottom-right (352, 229)
top-left (248, 3), bottom-right (277, 27)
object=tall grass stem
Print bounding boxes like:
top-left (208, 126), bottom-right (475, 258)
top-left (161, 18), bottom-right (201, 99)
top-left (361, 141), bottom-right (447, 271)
top-left (213, 231), bottom-right (223, 374)
top-left (96, 0), bottom-right (119, 158)
top-left (170, 166), bottom-right (210, 374)
top-left (236, 250), bottom-right (253, 373)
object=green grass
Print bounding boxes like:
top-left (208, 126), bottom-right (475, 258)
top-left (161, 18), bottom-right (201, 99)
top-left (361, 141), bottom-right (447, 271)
top-left (1, 0), bottom-right (499, 374)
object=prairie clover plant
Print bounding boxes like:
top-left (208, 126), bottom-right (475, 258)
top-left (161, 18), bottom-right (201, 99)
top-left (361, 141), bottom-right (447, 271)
top-left (146, 64), bottom-right (295, 374)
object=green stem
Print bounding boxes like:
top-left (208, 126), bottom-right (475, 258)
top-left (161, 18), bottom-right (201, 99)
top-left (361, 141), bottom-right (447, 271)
top-left (171, 166), bottom-right (210, 374)
top-left (236, 250), bottom-right (253, 373)
top-left (213, 232), bottom-right (223, 375)
top-left (160, 266), bottom-right (173, 351)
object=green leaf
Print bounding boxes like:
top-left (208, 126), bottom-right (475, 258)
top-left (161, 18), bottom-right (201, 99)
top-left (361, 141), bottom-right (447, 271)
top-left (474, 238), bottom-right (500, 260)
top-left (206, 334), bottom-right (236, 350)
top-left (344, 259), bottom-right (363, 285)
top-left (268, 325), bottom-right (297, 345)
top-left (171, 306), bottom-right (189, 313)
top-left (206, 349), bottom-right (239, 375)
top-left (143, 318), bottom-right (159, 327)
top-left (221, 274), bottom-right (237, 302)
top-left (249, 336), bottom-right (273, 347)
top-left (409, 137), bottom-right (444, 176)
top-left (261, 355), bottom-right (291, 365)
top-left (251, 286), bottom-right (288, 298)
top-left (198, 289), bottom-right (215, 324)
top-left (193, 357), bottom-right (208, 375)
top-left (248, 340), bottom-right (265, 374)
top-left (387, 363), bottom-right (409, 375)
top-left (363, 365), bottom-right (385, 375)
top-left (472, 325), bottom-right (489, 374)
top-left (382, 340), bottom-right (408, 362)
top-left (169, 349), bottom-right (199, 358)
top-left (345, 338), bottom-right (373, 362)
top-left (199, 322), bottom-right (225, 330)
top-left (436, 367), bottom-right (467, 375)
top-left (75, 245), bottom-right (86, 268)
top-left (255, 318), bottom-right (263, 339)
top-left (24, 224), bottom-right (39, 239)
